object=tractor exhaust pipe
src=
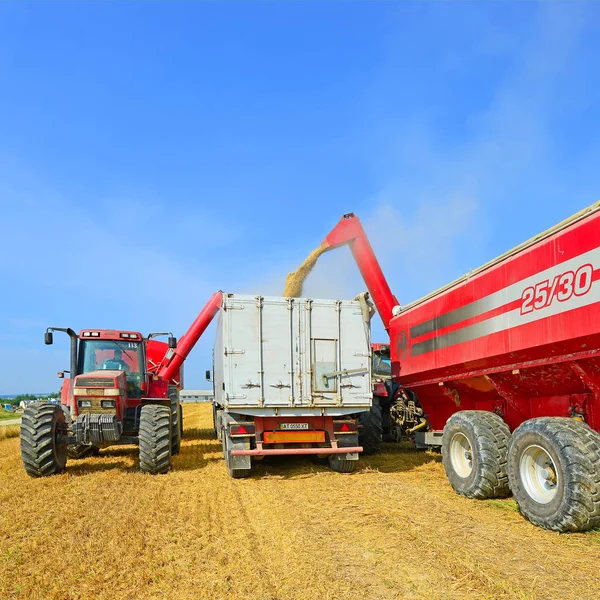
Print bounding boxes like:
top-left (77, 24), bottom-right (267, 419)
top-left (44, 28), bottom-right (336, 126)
top-left (45, 327), bottom-right (78, 418)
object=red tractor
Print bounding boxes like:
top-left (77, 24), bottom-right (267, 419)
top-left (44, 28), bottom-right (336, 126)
top-left (318, 204), bottom-right (600, 531)
top-left (20, 292), bottom-right (222, 477)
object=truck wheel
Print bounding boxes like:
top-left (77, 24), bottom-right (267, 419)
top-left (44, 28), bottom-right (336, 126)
top-left (328, 454), bottom-right (356, 473)
top-left (139, 405), bottom-right (172, 474)
top-left (442, 410), bottom-right (510, 499)
top-left (20, 403), bottom-right (68, 477)
top-left (507, 417), bottom-right (600, 532)
top-left (358, 396), bottom-right (383, 455)
top-left (222, 435), bottom-right (251, 479)
top-left (179, 404), bottom-right (184, 440)
top-left (212, 403), bottom-right (223, 441)
top-left (169, 387), bottom-right (181, 456)
top-left (67, 444), bottom-right (100, 459)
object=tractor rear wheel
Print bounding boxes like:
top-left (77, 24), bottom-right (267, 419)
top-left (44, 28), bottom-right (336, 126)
top-left (67, 444), bottom-right (100, 459)
top-left (139, 405), bottom-right (172, 474)
top-left (507, 417), bottom-right (600, 532)
top-left (20, 403), bottom-right (68, 477)
top-left (442, 410), bottom-right (511, 499)
top-left (358, 397), bottom-right (383, 455)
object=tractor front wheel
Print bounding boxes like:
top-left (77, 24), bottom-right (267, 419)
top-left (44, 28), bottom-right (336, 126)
top-left (20, 403), bottom-right (68, 477)
top-left (139, 405), bottom-right (172, 474)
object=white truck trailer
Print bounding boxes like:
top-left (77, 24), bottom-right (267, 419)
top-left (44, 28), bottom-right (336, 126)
top-left (211, 294), bottom-right (373, 477)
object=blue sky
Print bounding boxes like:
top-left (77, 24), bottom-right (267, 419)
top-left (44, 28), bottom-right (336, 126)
top-left (0, 1), bottom-right (599, 394)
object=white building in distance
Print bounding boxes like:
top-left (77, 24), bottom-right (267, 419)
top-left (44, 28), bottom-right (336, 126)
top-left (180, 389), bottom-right (214, 403)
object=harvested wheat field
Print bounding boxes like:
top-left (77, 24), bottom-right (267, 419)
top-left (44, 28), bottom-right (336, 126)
top-left (0, 404), bottom-right (599, 600)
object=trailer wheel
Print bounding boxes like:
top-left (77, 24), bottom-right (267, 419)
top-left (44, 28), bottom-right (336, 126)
top-left (222, 434), bottom-right (251, 479)
top-left (179, 404), bottom-right (184, 440)
top-left (20, 403), bottom-right (68, 477)
top-left (212, 402), bottom-right (219, 439)
top-left (67, 444), bottom-right (100, 459)
top-left (442, 410), bottom-right (510, 499)
top-left (213, 404), bottom-right (224, 441)
top-left (139, 405), bottom-right (172, 474)
top-left (507, 418), bottom-right (600, 532)
top-left (328, 454), bottom-right (356, 473)
top-left (169, 387), bottom-right (181, 456)
top-left (358, 396), bottom-right (383, 455)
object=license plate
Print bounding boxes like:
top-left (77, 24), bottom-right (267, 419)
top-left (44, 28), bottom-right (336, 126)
top-left (264, 431), bottom-right (325, 444)
top-left (280, 423), bottom-right (309, 430)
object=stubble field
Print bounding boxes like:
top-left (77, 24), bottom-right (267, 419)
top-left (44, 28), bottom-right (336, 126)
top-left (1, 403), bottom-right (599, 600)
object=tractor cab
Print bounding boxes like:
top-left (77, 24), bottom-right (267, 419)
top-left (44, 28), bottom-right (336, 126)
top-left (70, 330), bottom-right (148, 441)
top-left (371, 343), bottom-right (391, 399)
top-left (371, 343), bottom-right (391, 379)
top-left (77, 330), bottom-right (146, 401)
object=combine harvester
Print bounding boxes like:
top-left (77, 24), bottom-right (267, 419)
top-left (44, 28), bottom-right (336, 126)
top-left (301, 202), bottom-right (600, 532)
top-left (20, 292), bottom-right (222, 477)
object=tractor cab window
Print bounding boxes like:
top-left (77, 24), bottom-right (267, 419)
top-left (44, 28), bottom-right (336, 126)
top-left (372, 351), bottom-right (392, 378)
top-left (78, 340), bottom-right (144, 398)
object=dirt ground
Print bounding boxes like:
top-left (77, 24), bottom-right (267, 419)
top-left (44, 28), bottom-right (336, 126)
top-left (1, 404), bottom-right (599, 600)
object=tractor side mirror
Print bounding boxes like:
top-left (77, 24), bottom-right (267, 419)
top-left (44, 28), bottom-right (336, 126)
top-left (57, 371), bottom-right (64, 379)
top-left (205, 370), bottom-right (211, 381)
top-left (168, 336), bottom-right (177, 349)
top-left (45, 332), bottom-right (53, 345)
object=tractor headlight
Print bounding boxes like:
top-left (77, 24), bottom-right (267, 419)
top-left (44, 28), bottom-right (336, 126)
top-left (78, 400), bottom-right (92, 408)
top-left (101, 400), bottom-right (116, 409)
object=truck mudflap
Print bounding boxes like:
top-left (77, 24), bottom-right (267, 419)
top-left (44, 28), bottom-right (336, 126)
top-left (225, 436), bottom-right (252, 470)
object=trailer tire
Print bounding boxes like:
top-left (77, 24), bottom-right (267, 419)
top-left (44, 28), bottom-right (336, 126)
top-left (442, 410), bottom-right (510, 499)
top-left (328, 454), bottom-right (356, 473)
top-left (179, 404), bottom-right (184, 440)
top-left (507, 417), bottom-right (600, 532)
top-left (212, 403), bottom-right (219, 439)
top-left (67, 444), bottom-right (100, 459)
top-left (139, 405), bottom-right (172, 474)
top-left (223, 435), bottom-right (251, 479)
top-left (169, 387), bottom-right (181, 456)
top-left (20, 403), bottom-right (68, 477)
top-left (358, 397), bottom-right (383, 455)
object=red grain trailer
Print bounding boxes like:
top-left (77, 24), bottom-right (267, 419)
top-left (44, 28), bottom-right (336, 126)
top-left (319, 202), bottom-right (600, 531)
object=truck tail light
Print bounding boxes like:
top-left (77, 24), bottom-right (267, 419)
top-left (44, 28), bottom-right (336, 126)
top-left (333, 420), bottom-right (357, 433)
top-left (230, 424), bottom-right (255, 437)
